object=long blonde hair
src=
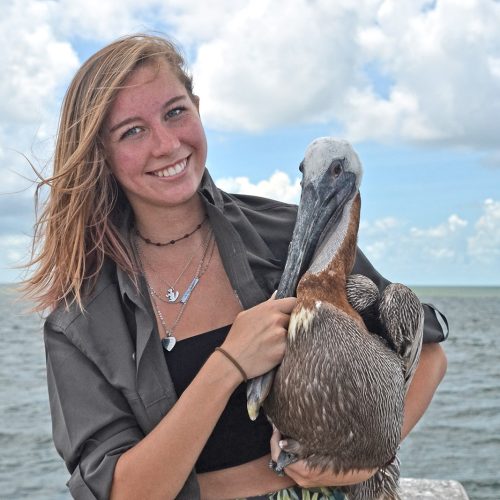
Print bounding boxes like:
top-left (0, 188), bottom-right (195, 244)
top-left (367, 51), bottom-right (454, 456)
top-left (23, 34), bottom-right (195, 312)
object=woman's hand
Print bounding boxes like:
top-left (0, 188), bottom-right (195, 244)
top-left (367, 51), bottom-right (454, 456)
top-left (221, 295), bottom-right (296, 379)
top-left (270, 426), bottom-right (377, 488)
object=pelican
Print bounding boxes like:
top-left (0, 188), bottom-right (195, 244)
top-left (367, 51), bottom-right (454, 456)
top-left (247, 138), bottom-right (424, 499)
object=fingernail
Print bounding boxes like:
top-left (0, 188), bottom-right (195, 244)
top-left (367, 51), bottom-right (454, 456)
top-left (279, 440), bottom-right (287, 449)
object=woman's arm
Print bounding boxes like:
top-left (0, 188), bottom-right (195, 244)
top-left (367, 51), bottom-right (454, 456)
top-left (401, 342), bottom-right (447, 440)
top-left (110, 296), bottom-right (296, 500)
top-left (110, 350), bottom-right (242, 499)
top-left (271, 342), bottom-right (447, 488)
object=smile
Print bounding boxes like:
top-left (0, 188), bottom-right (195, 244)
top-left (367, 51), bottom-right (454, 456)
top-left (150, 158), bottom-right (188, 178)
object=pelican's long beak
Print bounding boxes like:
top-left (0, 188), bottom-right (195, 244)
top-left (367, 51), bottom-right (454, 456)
top-left (276, 162), bottom-right (357, 299)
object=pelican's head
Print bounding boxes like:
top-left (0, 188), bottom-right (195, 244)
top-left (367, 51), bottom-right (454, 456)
top-left (301, 137), bottom-right (362, 191)
top-left (277, 137), bottom-right (363, 297)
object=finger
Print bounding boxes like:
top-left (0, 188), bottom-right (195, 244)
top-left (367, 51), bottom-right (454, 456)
top-left (272, 296), bottom-right (297, 313)
top-left (269, 425), bottom-right (282, 462)
top-left (278, 459), bottom-right (307, 484)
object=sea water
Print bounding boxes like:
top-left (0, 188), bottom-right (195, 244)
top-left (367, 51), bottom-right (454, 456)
top-left (1, 285), bottom-right (499, 499)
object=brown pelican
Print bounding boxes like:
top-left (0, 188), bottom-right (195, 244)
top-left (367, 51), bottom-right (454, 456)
top-left (247, 138), bottom-right (424, 499)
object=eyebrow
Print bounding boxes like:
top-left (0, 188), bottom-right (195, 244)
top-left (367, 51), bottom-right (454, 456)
top-left (107, 95), bottom-right (187, 134)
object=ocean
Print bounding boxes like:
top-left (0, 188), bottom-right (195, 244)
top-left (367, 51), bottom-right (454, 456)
top-left (0, 285), bottom-right (499, 499)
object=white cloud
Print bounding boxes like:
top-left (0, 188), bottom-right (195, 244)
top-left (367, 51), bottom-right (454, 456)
top-left (358, 199), bottom-right (500, 283)
top-left (468, 198), bottom-right (500, 262)
top-left (216, 170), bottom-right (301, 203)
top-left (155, 0), bottom-right (250, 48)
top-left (191, 0), bottom-right (500, 150)
top-left (0, 1), bottom-right (79, 125)
top-left (53, 0), bottom-right (162, 40)
top-left (193, 0), bottom-right (378, 131)
top-left (344, 0), bottom-right (500, 148)
top-left (410, 214), bottom-right (468, 238)
top-left (361, 216), bottom-right (400, 234)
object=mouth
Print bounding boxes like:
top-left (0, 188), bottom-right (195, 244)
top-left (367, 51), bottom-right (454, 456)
top-left (148, 157), bottom-right (188, 178)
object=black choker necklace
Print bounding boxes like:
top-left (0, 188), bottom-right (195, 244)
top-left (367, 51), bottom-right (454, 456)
top-left (136, 215), bottom-right (207, 247)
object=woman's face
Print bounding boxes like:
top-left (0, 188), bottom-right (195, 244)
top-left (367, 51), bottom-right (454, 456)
top-left (104, 59), bottom-right (207, 215)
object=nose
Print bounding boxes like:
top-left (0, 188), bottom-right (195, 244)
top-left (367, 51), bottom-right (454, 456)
top-left (150, 124), bottom-right (180, 158)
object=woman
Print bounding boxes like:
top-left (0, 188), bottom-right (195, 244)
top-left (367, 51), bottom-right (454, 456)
top-left (24, 34), bottom-right (447, 499)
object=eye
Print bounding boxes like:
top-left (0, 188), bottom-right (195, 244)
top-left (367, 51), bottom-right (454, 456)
top-left (165, 106), bottom-right (186, 119)
top-left (120, 125), bottom-right (142, 140)
top-left (330, 159), bottom-right (343, 178)
top-left (299, 160), bottom-right (304, 173)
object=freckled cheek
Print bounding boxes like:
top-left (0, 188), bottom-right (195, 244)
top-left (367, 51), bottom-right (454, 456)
top-left (108, 149), bottom-right (146, 179)
top-left (189, 124), bottom-right (208, 159)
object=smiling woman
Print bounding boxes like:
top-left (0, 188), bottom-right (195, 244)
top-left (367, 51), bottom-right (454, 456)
top-left (20, 34), bottom-right (447, 500)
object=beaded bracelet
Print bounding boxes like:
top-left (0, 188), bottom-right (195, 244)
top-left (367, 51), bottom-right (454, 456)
top-left (214, 347), bottom-right (248, 383)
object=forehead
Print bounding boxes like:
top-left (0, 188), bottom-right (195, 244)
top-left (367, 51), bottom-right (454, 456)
top-left (107, 60), bottom-right (185, 120)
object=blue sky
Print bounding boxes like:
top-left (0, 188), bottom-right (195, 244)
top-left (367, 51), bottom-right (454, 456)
top-left (1, 0), bottom-right (499, 285)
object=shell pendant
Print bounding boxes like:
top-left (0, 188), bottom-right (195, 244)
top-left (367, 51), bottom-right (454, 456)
top-left (162, 336), bottom-right (177, 352)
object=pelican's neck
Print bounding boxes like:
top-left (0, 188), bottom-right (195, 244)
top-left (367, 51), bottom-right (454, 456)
top-left (296, 193), bottom-right (361, 312)
top-left (307, 193), bottom-right (360, 277)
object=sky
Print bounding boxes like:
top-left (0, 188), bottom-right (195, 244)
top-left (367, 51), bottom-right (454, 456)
top-left (1, 0), bottom-right (499, 286)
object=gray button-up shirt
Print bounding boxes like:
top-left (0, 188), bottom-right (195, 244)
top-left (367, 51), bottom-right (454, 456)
top-left (44, 170), bottom-right (447, 499)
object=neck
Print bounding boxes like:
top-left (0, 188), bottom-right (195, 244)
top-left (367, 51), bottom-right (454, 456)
top-left (307, 193), bottom-right (360, 278)
top-left (296, 194), bottom-right (361, 314)
top-left (132, 194), bottom-right (206, 244)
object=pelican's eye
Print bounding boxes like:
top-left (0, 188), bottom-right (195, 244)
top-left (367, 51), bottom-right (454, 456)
top-left (329, 159), bottom-right (343, 178)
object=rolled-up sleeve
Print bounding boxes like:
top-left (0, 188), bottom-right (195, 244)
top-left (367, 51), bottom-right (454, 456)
top-left (45, 323), bottom-right (144, 500)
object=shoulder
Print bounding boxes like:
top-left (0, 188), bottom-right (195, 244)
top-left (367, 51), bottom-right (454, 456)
top-left (222, 191), bottom-right (297, 217)
top-left (222, 191), bottom-right (297, 238)
top-left (220, 190), bottom-right (298, 263)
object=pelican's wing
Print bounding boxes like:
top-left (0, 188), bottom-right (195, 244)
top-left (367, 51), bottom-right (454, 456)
top-left (379, 283), bottom-right (424, 391)
top-left (401, 303), bottom-right (424, 390)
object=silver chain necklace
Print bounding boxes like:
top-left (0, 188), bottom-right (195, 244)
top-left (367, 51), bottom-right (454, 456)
top-left (140, 231), bottom-right (215, 351)
top-left (138, 234), bottom-right (205, 304)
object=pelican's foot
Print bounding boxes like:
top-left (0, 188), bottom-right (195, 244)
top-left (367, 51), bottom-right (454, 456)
top-left (272, 449), bottom-right (298, 476)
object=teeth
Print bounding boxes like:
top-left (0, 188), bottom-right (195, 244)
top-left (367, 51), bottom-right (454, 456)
top-left (152, 158), bottom-right (187, 178)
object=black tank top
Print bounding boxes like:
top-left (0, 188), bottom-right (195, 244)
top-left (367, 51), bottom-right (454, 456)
top-left (163, 325), bottom-right (272, 473)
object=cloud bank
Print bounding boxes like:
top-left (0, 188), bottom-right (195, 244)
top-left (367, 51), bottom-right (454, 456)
top-left (191, 0), bottom-right (500, 150)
